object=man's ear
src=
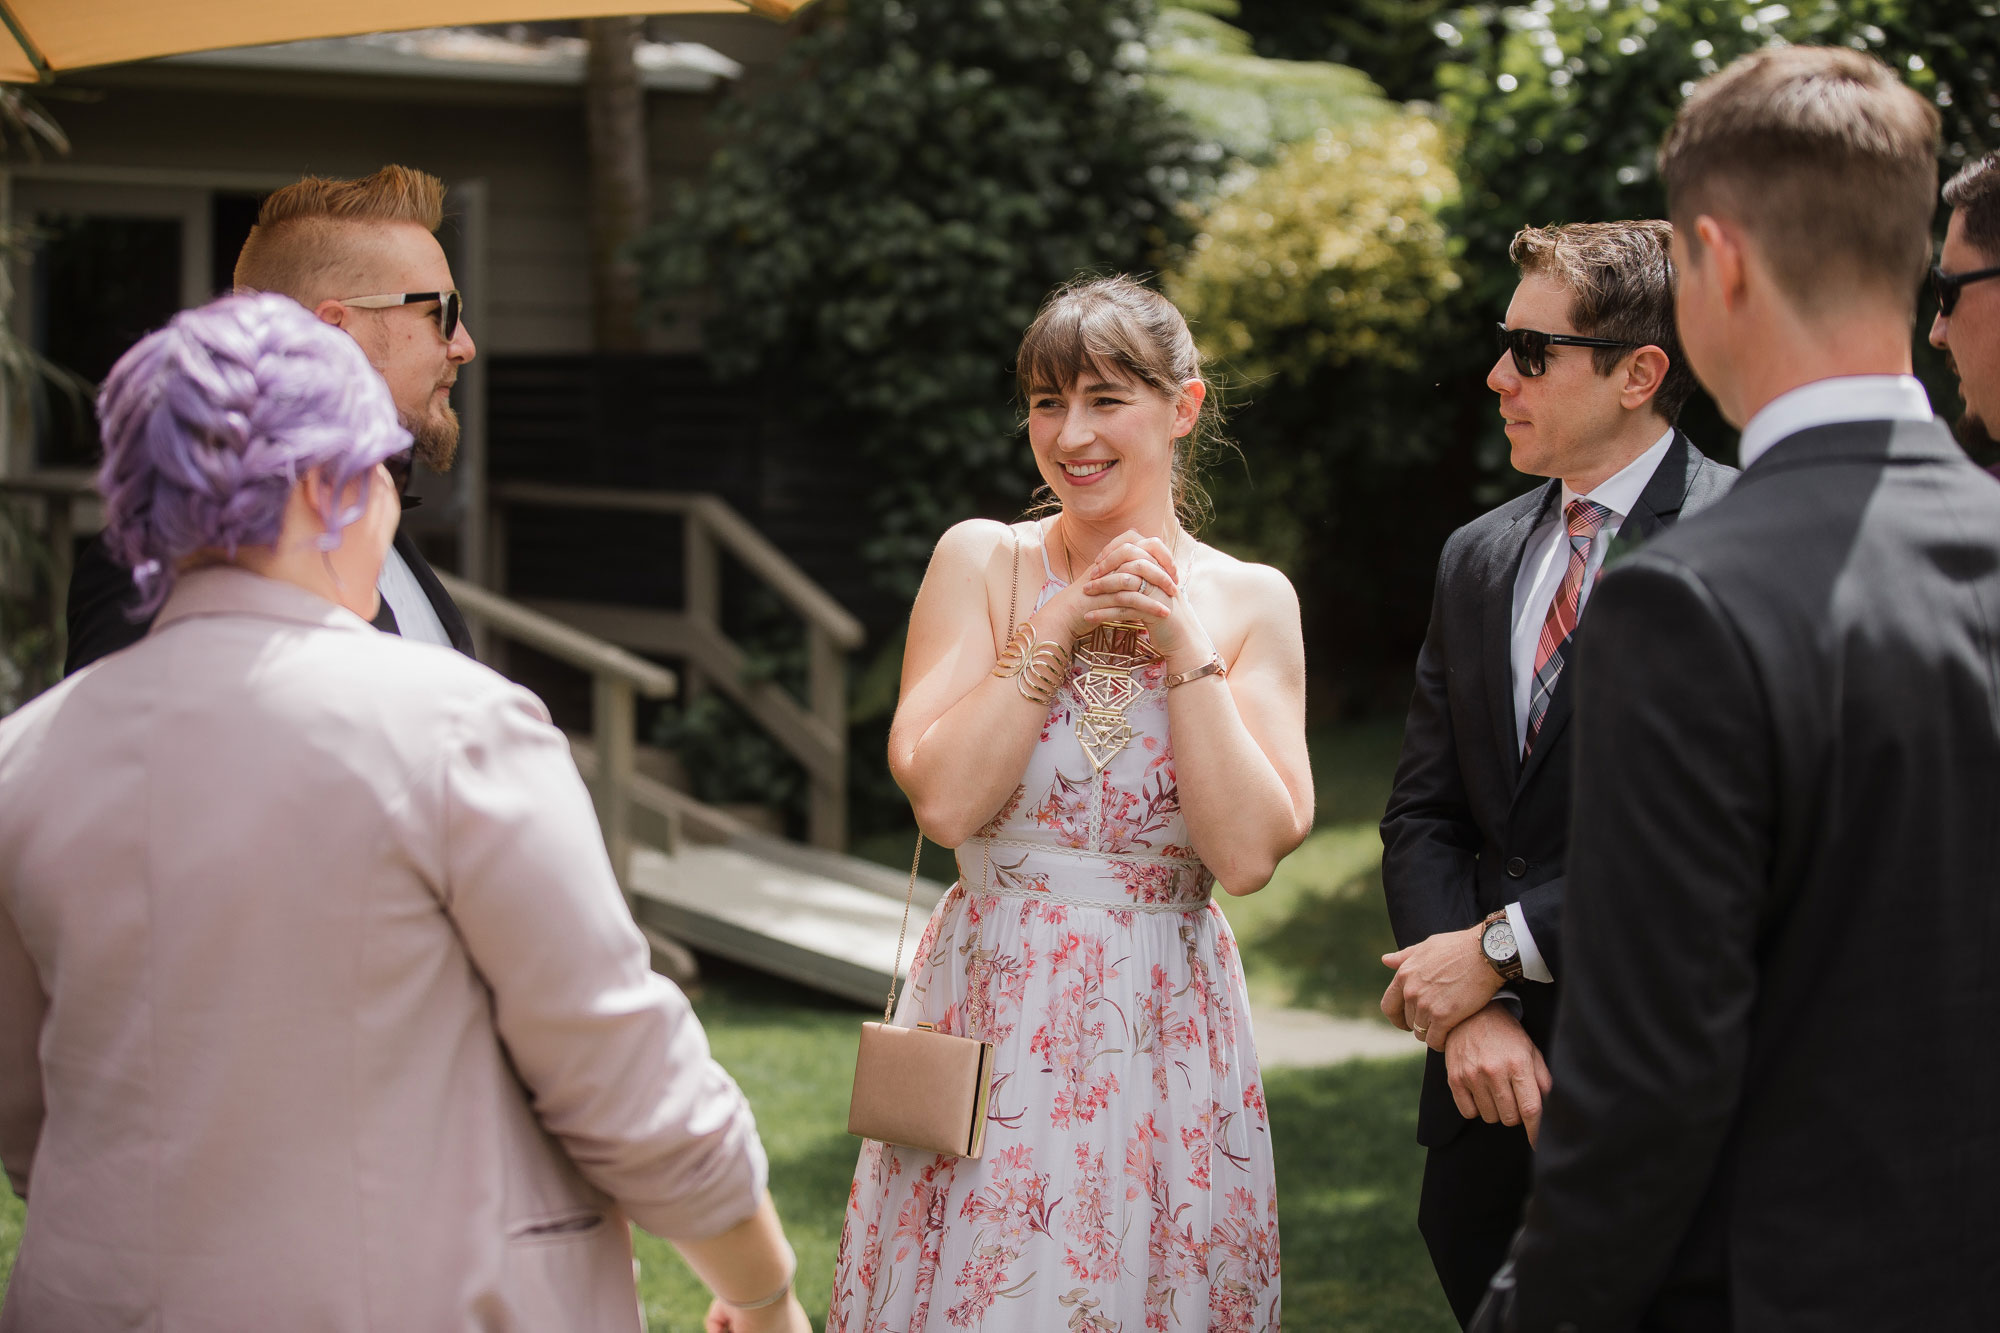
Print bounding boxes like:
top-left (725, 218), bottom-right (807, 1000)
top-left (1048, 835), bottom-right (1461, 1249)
top-left (1621, 345), bottom-right (1670, 411)
top-left (1694, 215), bottom-right (1747, 312)
top-left (312, 299), bottom-right (348, 330)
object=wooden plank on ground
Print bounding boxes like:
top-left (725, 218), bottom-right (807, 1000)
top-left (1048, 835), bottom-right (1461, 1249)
top-left (625, 843), bottom-right (947, 1007)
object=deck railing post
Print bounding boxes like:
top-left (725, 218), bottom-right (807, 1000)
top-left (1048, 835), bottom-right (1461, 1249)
top-left (45, 492), bottom-right (73, 669)
top-left (682, 505), bottom-right (717, 703)
top-left (480, 499), bottom-right (507, 670)
top-left (592, 672), bottom-right (637, 898)
top-left (808, 624), bottom-right (846, 850)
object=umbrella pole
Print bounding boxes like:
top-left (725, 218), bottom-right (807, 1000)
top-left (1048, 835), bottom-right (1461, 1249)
top-left (0, 2), bottom-right (49, 82)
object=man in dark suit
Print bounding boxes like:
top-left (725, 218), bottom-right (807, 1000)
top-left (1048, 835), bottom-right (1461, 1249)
top-left (1474, 47), bottom-right (2000, 1332)
top-left (1927, 150), bottom-right (2000, 478)
top-left (1378, 220), bottom-right (1736, 1325)
top-left (66, 165), bottom-right (474, 672)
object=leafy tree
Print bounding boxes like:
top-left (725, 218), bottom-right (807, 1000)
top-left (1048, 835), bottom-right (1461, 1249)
top-left (643, 0), bottom-right (1208, 600)
top-left (1147, 0), bottom-right (1388, 164)
top-left (1230, 0), bottom-right (1457, 104)
top-left (1171, 116), bottom-right (1458, 388)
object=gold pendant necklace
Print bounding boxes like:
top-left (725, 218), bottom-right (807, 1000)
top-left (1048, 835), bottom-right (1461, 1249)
top-left (1071, 619), bottom-right (1160, 772)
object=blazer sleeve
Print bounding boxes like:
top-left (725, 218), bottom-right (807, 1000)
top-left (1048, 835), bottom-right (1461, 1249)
top-left (0, 895), bottom-right (46, 1200)
top-left (1380, 548), bottom-right (1485, 947)
top-left (1511, 876), bottom-right (1565, 980)
top-left (436, 686), bottom-right (769, 1241)
top-left (1500, 555), bottom-right (1774, 1331)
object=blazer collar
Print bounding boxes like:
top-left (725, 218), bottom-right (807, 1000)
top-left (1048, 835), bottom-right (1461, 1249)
top-left (1741, 416), bottom-right (1960, 479)
top-left (1483, 480), bottom-right (1561, 779)
top-left (1613, 428), bottom-right (1698, 548)
top-left (153, 566), bottom-right (377, 637)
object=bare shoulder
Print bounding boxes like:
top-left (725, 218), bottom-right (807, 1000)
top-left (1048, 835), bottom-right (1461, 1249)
top-left (929, 517), bottom-right (1027, 579)
top-left (1193, 543), bottom-right (1300, 618)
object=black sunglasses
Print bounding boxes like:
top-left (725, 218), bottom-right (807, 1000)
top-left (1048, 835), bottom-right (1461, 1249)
top-left (340, 289), bottom-right (463, 342)
top-left (1930, 264), bottom-right (2000, 317)
top-left (1495, 323), bottom-right (1639, 378)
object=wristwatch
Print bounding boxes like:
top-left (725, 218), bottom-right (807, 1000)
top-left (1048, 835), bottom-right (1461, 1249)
top-left (1480, 909), bottom-right (1524, 983)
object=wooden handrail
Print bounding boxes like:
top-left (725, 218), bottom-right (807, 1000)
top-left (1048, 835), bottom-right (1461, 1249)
top-left (0, 470), bottom-right (94, 499)
top-left (486, 481), bottom-right (859, 850)
top-left (434, 571), bottom-right (678, 699)
top-left (487, 481), bottom-right (863, 650)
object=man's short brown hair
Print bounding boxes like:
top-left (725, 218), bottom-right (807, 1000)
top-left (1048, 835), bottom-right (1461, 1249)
top-left (232, 165), bottom-right (447, 305)
top-left (1510, 219), bottom-right (1697, 424)
top-left (1943, 151), bottom-right (2000, 261)
top-left (1658, 45), bottom-right (1939, 321)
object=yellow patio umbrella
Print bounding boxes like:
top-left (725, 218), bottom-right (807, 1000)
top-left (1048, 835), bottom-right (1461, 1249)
top-left (0, 0), bottom-right (812, 84)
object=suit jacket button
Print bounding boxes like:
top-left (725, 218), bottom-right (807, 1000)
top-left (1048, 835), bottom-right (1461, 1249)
top-left (1505, 857), bottom-right (1527, 878)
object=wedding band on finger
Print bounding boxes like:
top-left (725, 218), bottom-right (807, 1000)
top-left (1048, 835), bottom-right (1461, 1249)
top-left (1413, 1026), bottom-right (1429, 1041)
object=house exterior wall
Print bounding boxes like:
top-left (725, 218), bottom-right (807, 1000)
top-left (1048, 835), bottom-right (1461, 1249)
top-left (8, 64), bottom-right (727, 358)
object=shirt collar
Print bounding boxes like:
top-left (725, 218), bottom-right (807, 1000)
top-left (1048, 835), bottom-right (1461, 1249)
top-left (1737, 375), bottom-right (1933, 472)
top-left (1558, 426), bottom-right (1676, 521)
top-left (153, 565), bottom-right (377, 635)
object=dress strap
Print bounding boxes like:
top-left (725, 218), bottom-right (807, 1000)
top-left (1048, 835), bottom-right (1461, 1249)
top-left (1036, 522), bottom-right (1060, 585)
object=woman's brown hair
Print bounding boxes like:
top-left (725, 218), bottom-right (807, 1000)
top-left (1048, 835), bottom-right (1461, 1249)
top-left (1016, 275), bottom-right (1227, 532)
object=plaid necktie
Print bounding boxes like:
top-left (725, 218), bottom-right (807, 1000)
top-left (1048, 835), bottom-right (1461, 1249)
top-left (1523, 498), bottom-right (1611, 758)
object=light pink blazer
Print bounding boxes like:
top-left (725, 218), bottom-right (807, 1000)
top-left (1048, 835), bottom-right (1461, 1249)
top-left (0, 568), bottom-right (767, 1331)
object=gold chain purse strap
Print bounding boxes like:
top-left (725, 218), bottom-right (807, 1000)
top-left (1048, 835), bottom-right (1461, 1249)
top-left (882, 526), bottom-right (1023, 1022)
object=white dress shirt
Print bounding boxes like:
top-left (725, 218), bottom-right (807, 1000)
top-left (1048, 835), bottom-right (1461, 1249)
top-left (1736, 374), bottom-right (1933, 471)
top-left (1502, 427), bottom-right (1675, 983)
top-left (376, 542), bottom-right (455, 648)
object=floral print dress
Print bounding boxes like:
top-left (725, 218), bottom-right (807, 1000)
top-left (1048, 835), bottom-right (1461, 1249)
top-left (829, 555), bottom-right (1280, 1333)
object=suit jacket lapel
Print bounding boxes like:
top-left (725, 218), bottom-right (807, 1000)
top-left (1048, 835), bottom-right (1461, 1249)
top-left (1513, 431), bottom-right (1696, 795)
top-left (1485, 480), bottom-right (1560, 782)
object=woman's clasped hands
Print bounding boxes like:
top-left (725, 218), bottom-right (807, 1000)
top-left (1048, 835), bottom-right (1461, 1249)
top-left (1041, 527), bottom-right (1212, 671)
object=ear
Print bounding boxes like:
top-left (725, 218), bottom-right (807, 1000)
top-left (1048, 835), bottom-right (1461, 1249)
top-left (1693, 215), bottom-right (1747, 311)
top-left (312, 298), bottom-right (349, 330)
top-left (1620, 345), bottom-right (1670, 411)
top-left (1172, 378), bottom-right (1206, 440)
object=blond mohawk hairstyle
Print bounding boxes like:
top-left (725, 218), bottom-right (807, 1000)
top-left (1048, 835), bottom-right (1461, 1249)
top-left (232, 165), bottom-right (447, 306)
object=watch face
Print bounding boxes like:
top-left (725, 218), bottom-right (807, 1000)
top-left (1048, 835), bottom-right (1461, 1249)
top-left (1484, 920), bottom-right (1519, 964)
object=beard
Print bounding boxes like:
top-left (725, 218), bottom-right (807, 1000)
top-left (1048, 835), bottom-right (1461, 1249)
top-left (1942, 349), bottom-right (1995, 457)
top-left (1950, 405), bottom-right (1993, 456)
top-left (404, 400), bottom-right (460, 473)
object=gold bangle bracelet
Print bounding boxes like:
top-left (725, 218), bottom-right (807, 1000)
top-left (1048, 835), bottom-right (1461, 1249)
top-left (995, 622), bottom-right (1070, 705)
top-left (992, 623), bottom-right (1036, 679)
top-left (1018, 640), bottom-right (1071, 705)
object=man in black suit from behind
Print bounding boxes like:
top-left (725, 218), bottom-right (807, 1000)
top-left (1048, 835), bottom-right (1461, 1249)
top-left (1377, 220), bottom-right (1735, 1325)
top-left (1474, 47), bottom-right (2000, 1332)
top-left (66, 165), bottom-right (475, 671)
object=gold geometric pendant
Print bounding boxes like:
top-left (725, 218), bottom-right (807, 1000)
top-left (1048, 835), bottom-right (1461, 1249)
top-left (1071, 620), bottom-right (1161, 772)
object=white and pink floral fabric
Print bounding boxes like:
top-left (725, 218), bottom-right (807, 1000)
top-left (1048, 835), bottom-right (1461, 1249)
top-left (829, 567), bottom-right (1280, 1332)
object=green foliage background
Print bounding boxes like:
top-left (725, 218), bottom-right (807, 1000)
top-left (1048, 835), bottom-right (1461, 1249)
top-left (643, 0), bottom-right (1209, 599)
top-left (651, 0), bottom-right (2000, 726)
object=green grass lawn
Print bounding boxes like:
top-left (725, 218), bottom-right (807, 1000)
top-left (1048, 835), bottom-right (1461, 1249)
top-left (1, 721), bottom-right (1452, 1330)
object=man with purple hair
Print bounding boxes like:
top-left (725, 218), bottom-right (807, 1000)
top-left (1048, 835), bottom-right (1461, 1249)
top-left (64, 164), bottom-right (477, 671)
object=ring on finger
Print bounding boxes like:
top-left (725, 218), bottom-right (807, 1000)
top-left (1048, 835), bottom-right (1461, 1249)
top-left (1413, 1026), bottom-right (1429, 1041)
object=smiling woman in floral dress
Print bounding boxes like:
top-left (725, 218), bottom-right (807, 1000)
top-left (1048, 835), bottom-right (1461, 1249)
top-left (828, 276), bottom-right (1314, 1333)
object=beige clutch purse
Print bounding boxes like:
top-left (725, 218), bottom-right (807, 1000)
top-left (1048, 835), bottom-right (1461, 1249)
top-left (846, 832), bottom-right (995, 1158)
